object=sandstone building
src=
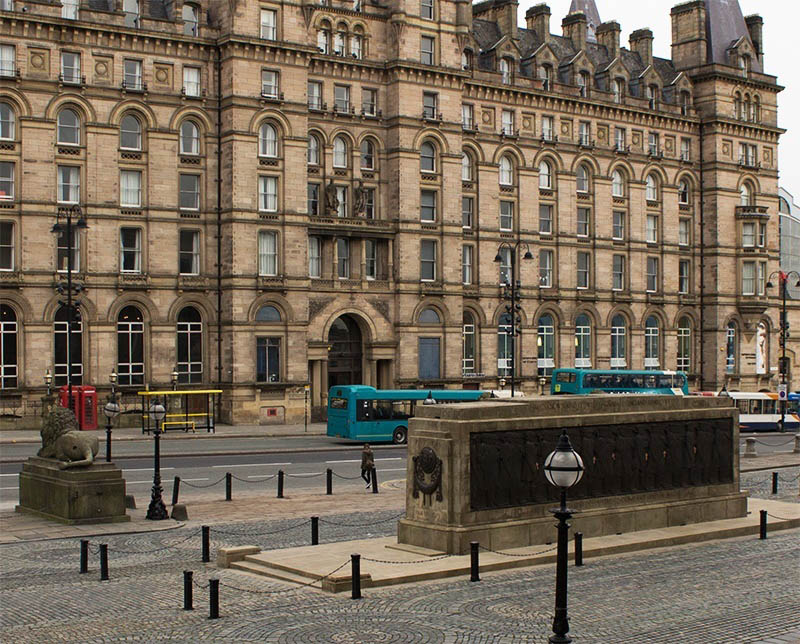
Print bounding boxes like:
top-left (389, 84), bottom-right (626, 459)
top-left (0, 0), bottom-right (786, 424)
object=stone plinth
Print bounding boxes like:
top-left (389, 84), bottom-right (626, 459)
top-left (398, 396), bottom-right (746, 554)
top-left (16, 457), bottom-right (130, 525)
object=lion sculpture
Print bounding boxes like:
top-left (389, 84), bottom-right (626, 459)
top-left (38, 406), bottom-right (99, 470)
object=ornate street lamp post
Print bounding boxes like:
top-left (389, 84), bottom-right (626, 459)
top-left (44, 368), bottom-right (52, 397)
top-left (103, 397), bottom-right (120, 463)
top-left (493, 242), bottom-right (533, 397)
top-left (171, 366), bottom-right (179, 391)
top-left (766, 270), bottom-right (800, 432)
top-left (543, 430), bottom-right (585, 644)
top-left (146, 399), bottom-right (168, 520)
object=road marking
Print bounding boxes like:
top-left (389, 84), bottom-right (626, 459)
top-left (377, 458), bottom-right (402, 461)
top-left (379, 468), bottom-right (406, 472)
top-left (213, 463), bottom-right (291, 468)
top-left (326, 459), bottom-right (359, 464)
top-left (0, 473), bottom-right (19, 477)
top-left (127, 477), bottom-right (208, 485)
top-left (123, 467), bottom-right (175, 472)
top-left (0, 486), bottom-right (18, 490)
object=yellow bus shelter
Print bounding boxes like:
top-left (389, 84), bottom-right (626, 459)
top-left (138, 389), bottom-right (223, 434)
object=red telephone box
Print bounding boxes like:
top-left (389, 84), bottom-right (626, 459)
top-left (58, 385), bottom-right (98, 430)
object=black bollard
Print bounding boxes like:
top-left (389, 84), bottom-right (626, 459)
top-left (760, 509), bottom-right (768, 540)
top-left (183, 571), bottom-right (194, 610)
top-left (225, 472), bottom-right (232, 502)
top-left (172, 476), bottom-right (181, 506)
top-left (311, 516), bottom-right (319, 546)
top-left (202, 525), bottom-right (210, 563)
top-left (209, 578), bottom-right (220, 619)
top-left (80, 539), bottom-right (89, 574)
top-left (326, 468), bottom-right (333, 495)
top-left (772, 471), bottom-right (779, 495)
top-left (351, 554), bottom-right (362, 599)
top-left (575, 532), bottom-right (583, 567)
top-left (99, 544), bottom-right (109, 581)
top-left (470, 542), bottom-right (480, 582)
top-left (277, 470), bottom-right (284, 498)
top-left (371, 466), bottom-right (379, 494)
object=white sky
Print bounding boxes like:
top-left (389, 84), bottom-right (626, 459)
top-left (517, 0), bottom-right (799, 197)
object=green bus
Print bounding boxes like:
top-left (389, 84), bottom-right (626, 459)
top-left (550, 369), bottom-right (689, 396)
top-left (326, 385), bottom-right (486, 444)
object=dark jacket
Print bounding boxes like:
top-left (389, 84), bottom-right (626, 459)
top-left (361, 447), bottom-right (374, 470)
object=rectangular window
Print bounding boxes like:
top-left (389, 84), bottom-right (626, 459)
top-left (364, 188), bottom-right (375, 219)
top-left (420, 239), bottom-right (436, 281)
top-left (258, 230), bottom-right (278, 276)
top-left (539, 204), bottom-right (552, 235)
top-left (307, 183), bottom-right (319, 216)
top-left (61, 52), bottom-right (81, 84)
top-left (334, 84), bottom-right (350, 112)
top-left (179, 230), bottom-right (199, 275)
top-left (757, 261), bottom-right (766, 296)
top-left (615, 127), bottom-right (626, 151)
top-left (420, 36), bottom-right (435, 65)
top-left (337, 238), bottom-right (349, 278)
top-left (462, 104), bottom-right (474, 130)
top-left (120, 227), bottom-right (141, 273)
top-left (179, 174), bottom-right (200, 210)
top-left (423, 92), bottom-right (437, 119)
top-left (62, 0), bottom-right (79, 19)
top-left (758, 223), bottom-right (766, 248)
top-left (57, 166), bottom-right (80, 204)
top-left (461, 197), bottom-right (474, 229)
top-left (679, 259), bottom-right (690, 294)
top-left (542, 116), bottom-right (554, 141)
top-left (57, 228), bottom-right (80, 272)
top-left (577, 251), bottom-right (590, 289)
top-left (123, 59), bottom-right (142, 90)
top-left (539, 249), bottom-right (553, 288)
top-left (646, 257), bottom-right (659, 292)
top-left (498, 247), bottom-right (511, 285)
top-left (461, 244), bottom-right (473, 285)
top-left (646, 214), bottom-right (658, 243)
top-left (742, 261), bottom-right (755, 295)
top-left (123, 0), bottom-right (139, 27)
top-left (418, 337), bottom-right (440, 380)
top-left (577, 207), bottom-right (590, 237)
top-left (0, 45), bottom-right (15, 77)
top-left (183, 66), bottom-right (200, 97)
top-left (501, 110), bottom-right (514, 135)
top-left (0, 221), bottom-right (12, 270)
top-left (261, 70), bottom-right (279, 98)
top-left (679, 218), bottom-right (690, 246)
top-left (336, 186), bottom-right (348, 218)
top-left (579, 121), bottom-right (590, 146)
top-left (260, 9), bottom-right (277, 40)
top-left (362, 88), bottom-right (377, 116)
top-left (499, 201), bottom-right (513, 231)
top-left (612, 254), bottom-right (625, 291)
top-left (612, 211), bottom-right (625, 240)
top-left (742, 222), bottom-right (756, 247)
top-left (681, 138), bottom-right (691, 161)
top-left (365, 239), bottom-right (376, 279)
top-left (420, 190), bottom-right (436, 222)
top-left (308, 81), bottom-right (322, 110)
top-left (739, 143), bottom-right (757, 166)
top-left (308, 236), bottom-right (321, 277)
top-left (120, 170), bottom-right (142, 207)
top-left (420, 0), bottom-right (433, 20)
top-left (648, 132), bottom-right (659, 156)
top-left (0, 162), bottom-right (13, 200)
top-left (259, 176), bottom-right (278, 212)
top-left (256, 337), bottom-right (281, 382)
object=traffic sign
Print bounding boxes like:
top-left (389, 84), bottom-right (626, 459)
top-left (778, 384), bottom-right (787, 400)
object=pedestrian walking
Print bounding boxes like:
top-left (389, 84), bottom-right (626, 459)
top-left (361, 443), bottom-right (374, 488)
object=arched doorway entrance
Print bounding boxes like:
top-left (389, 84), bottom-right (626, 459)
top-left (328, 315), bottom-right (363, 387)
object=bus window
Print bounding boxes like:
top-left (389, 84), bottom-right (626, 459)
top-left (656, 375), bottom-right (673, 388)
top-left (644, 375), bottom-right (657, 389)
top-left (374, 402), bottom-right (392, 420)
top-left (330, 397), bottom-right (348, 410)
top-left (583, 374), bottom-right (597, 389)
top-left (356, 400), bottom-right (373, 421)
top-left (556, 371), bottom-right (574, 383)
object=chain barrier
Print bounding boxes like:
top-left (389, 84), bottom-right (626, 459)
top-left (331, 471), bottom-right (362, 480)
top-left (88, 543), bottom-right (102, 555)
top-left (87, 529), bottom-right (201, 555)
top-left (478, 543), bottom-right (559, 558)
top-left (213, 559), bottom-right (351, 595)
top-left (361, 553), bottom-right (453, 565)
top-left (230, 473), bottom-right (277, 484)
top-left (318, 511), bottom-right (405, 527)
top-left (767, 512), bottom-right (797, 522)
top-left (192, 575), bottom-right (211, 591)
top-left (285, 472), bottom-right (325, 478)
top-left (749, 437), bottom-right (797, 447)
top-left (778, 472), bottom-right (800, 482)
top-left (182, 475), bottom-right (226, 489)
top-left (209, 519), bottom-right (310, 537)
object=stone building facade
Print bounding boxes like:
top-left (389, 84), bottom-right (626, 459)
top-left (0, 0), bottom-right (786, 424)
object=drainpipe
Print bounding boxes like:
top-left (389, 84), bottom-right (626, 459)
top-left (698, 120), bottom-right (705, 391)
top-left (215, 44), bottom-right (223, 391)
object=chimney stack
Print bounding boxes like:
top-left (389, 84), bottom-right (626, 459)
top-left (630, 28), bottom-right (654, 67)
top-left (596, 21), bottom-right (620, 60)
top-left (562, 12), bottom-right (588, 51)
top-left (745, 15), bottom-right (763, 67)
top-left (525, 3), bottom-right (551, 42)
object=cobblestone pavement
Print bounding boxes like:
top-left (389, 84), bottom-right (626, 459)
top-left (0, 470), bottom-right (797, 643)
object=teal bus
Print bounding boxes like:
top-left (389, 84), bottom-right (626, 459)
top-left (550, 369), bottom-right (689, 396)
top-left (326, 386), bottom-right (486, 444)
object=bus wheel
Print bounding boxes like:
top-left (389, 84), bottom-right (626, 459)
top-left (392, 427), bottom-right (407, 445)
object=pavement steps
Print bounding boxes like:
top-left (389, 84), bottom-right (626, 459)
top-left (229, 558), bottom-right (322, 585)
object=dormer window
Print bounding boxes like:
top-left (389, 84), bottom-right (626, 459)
top-left (647, 85), bottom-right (659, 110)
top-left (182, 4), bottom-right (199, 37)
top-left (499, 58), bottom-right (512, 84)
top-left (739, 54), bottom-right (750, 78)
top-left (462, 49), bottom-right (472, 71)
top-left (539, 64), bottom-right (552, 90)
top-left (62, 0), bottom-right (79, 20)
top-left (680, 91), bottom-right (691, 116)
top-left (123, 0), bottom-right (139, 28)
top-left (613, 78), bottom-right (624, 104)
top-left (577, 71), bottom-right (589, 98)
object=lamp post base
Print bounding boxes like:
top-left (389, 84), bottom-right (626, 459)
top-left (146, 488), bottom-right (168, 521)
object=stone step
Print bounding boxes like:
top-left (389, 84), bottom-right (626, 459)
top-left (229, 560), bottom-right (318, 586)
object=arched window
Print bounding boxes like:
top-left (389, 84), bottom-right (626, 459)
top-left (612, 169), bottom-right (625, 197)
top-left (462, 311), bottom-right (476, 375)
top-left (743, 93), bottom-right (751, 122)
top-left (333, 27), bottom-right (346, 56)
top-left (539, 64), bottom-right (552, 90)
top-left (734, 91), bottom-right (742, 120)
top-left (360, 139), bottom-right (375, 170)
top-left (259, 123), bottom-right (278, 158)
top-left (351, 27), bottom-right (363, 59)
top-left (537, 314), bottom-right (555, 376)
top-left (461, 152), bottom-right (473, 182)
top-left (117, 305), bottom-right (144, 386)
top-left (644, 316), bottom-right (660, 369)
top-left (420, 141), bottom-right (436, 173)
top-left (307, 134), bottom-right (320, 166)
top-left (54, 305), bottom-right (82, 386)
top-left (753, 96), bottom-right (761, 123)
top-left (333, 136), bottom-right (347, 168)
top-left (613, 78), bottom-right (624, 104)
top-left (176, 306), bottom-right (202, 383)
top-left (419, 307), bottom-right (441, 324)
top-left (57, 108), bottom-right (80, 145)
top-left (498, 312), bottom-right (512, 376)
top-left (255, 305), bottom-right (281, 322)
top-left (182, 3), bottom-right (199, 36)
top-left (677, 316), bottom-right (692, 372)
top-left (0, 103), bottom-right (15, 141)
top-left (646, 174), bottom-right (658, 201)
top-left (0, 304), bottom-right (17, 389)
top-left (678, 179), bottom-right (690, 205)
top-left (610, 314), bottom-right (626, 369)
top-left (180, 121), bottom-right (199, 155)
top-left (575, 313), bottom-right (591, 368)
top-left (120, 114), bottom-right (142, 150)
top-left (499, 57), bottom-right (511, 84)
top-left (499, 156), bottom-right (513, 186)
top-left (726, 321), bottom-right (737, 373)
top-left (317, 24), bottom-right (331, 54)
top-left (576, 165), bottom-right (590, 193)
top-left (539, 160), bottom-right (552, 189)
top-left (740, 183), bottom-right (753, 207)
